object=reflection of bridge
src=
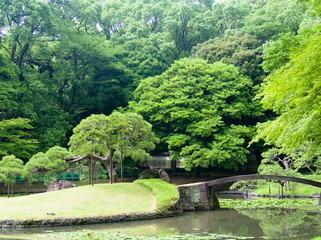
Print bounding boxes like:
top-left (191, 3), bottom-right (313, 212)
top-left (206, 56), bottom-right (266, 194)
top-left (177, 174), bottom-right (321, 210)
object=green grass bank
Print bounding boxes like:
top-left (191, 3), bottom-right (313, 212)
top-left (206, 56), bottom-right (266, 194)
top-left (232, 175), bottom-right (321, 197)
top-left (0, 179), bottom-right (179, 221)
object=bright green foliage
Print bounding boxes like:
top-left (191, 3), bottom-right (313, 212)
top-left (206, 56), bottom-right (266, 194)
top-left (257, 148), bottom-right (301, 176)
top-left (100, 0), bottom-right (217, 57)
top-left (0, 183), bottom-right (156, 219)
top-left (0, 155), bottom-right (24, 196)
top-left (0, 0), bottom-right (315, 163)
top-left (132, 58), bottom-right (260, 170)
top-left (212, 0), bottom-right (254, 35)
top-left (69, 112), bottom-right (158, 160)
top-left (134, 179), bottom-right (179, 211)
top-left (121, 35), bottom-right (179, 79)
top-left (300, 0), bottom-right (321, 16)
top-left (242, 0), bottom-right (307, 41)
top-left (69, 112), bottom-right (158, 181)
top-left (0, 155), bottom-right (24, 180)
top-left (0, 118), bottom-right (38, 159)
top-left (23, 146), bottom-right (72, 184)
top-left (164, 0), bottom-right (217, 54)
top-left (220, 198), bottom-right (317, 209)
top-left (107, 112), bottom-right (159, 162)
top-left (69, 114), bottom-right (110, 157)
top-left (254, 34), bottom-right (321, 160)
top-left (0, 172), bottom-right (5, 182)
top-left (261, 33), bottom-right (303, 72)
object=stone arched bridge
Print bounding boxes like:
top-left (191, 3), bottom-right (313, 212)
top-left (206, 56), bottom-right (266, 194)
top-left (177, 174), bottom-right (321, 210)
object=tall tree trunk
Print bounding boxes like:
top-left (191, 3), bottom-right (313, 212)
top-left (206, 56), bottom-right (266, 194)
top-left (103, 149), bottom-right (118, 184)
top-left (90, 155), bottom-right (94, 186)
top-left (7, 184), bottom-right (10, 198)
top-left (120, 149), bottom-right (123, 183)
top-left (104, 162), bottom-right (118, 184)
top-left (26, 179), bottom-right (29, 194)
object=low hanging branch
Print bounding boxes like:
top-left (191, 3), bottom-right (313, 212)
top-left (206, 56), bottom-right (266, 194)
top-left (67, 149), bottom-right (117, 184)
top-left (68, 112), bottom-right (158, 184)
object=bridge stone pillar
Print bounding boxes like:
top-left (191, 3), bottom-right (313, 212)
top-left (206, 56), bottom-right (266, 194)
top-left (177, 182), bottom-right (220, 211)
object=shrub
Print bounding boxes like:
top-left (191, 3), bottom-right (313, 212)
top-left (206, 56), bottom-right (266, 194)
top-left (134, 179), bottom-right (179, 211)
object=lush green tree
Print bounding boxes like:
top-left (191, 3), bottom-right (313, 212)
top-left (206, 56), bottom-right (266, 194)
top-left (254, 0), bottom-right (321, 169)
top-left (99, 0), bottom-right (218, 61)
top-left (0, 0), bottom-right (138, 152)
top-left (212, 0), bottom-right (254, 36)
top-left (254, 33), bottom-right (321, 163)
top-left (0, 118), bottom-right (38, 159)
top-left (242, 0), bottom-right (307, 42)
top-left (68, 112), bottom-right (158, 183)
top-left (0, 0), bottom-right (75, 152)
top-left (192, 33), bottom-right (265, 83)
top-left (0, 50), bottom-right (19, 120)
top-left (131, 58), bottom-right (261, 171)
top-left (23, 146), bottom-right (72, 185)
top-left (261, 33), bottom-right (303, 72)
top-left (299, 0), bottom-right (321, 16)
top-left (0, 0), bottom-right (314, 159)
top-left (0, 155), bottom-right (24, 197)
top-left (257, 148), bottom-right (301, 181)
top-left (0, 0), bottom-right (56, 70)
top-left (165, 0), bottom-right (217, 55)
top-left (120, 35), bottom-right (179, 79)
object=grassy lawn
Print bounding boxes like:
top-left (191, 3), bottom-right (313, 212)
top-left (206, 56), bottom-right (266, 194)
top-left (254, 181), bottom-right (321, 196)
top-left (253, 175), bottom-right (321, 196)
top-left (0, 183), bottom-right (156, 220)
top-left (232, 175), bottom-right (321, 196)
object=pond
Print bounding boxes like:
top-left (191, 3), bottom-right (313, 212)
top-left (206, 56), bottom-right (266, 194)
top-left (1, 207), bottom-right (321, 240)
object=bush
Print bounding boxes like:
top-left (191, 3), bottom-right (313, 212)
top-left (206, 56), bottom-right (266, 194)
top-left (134, 179), bottom-right (179, 211)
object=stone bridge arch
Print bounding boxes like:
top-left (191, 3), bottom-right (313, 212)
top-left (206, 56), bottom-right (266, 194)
top-left (177, 174), bottom-right (321, 211)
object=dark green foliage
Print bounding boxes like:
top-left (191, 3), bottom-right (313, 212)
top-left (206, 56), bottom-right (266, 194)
top-left (0, 0), bottom-right (318, 171)
top-left (0, 118), bottom-right (38, 159)
top-left (192, 33), bottom-right (265, 83)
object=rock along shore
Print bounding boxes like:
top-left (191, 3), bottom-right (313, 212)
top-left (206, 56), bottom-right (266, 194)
top-left (0, 207), bottom-right (183, 228)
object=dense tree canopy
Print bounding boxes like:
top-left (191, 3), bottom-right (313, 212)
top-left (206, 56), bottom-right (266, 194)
top-left (131, 58), bottom-right (260, 170)
top-left (242, 0), bottom-right (307, 42)
top-left (0, 155), bottom-right (24, 196)
top-left (0, 0), bottom-right (319, 174)
top-left (0, 118), bottom-right (37, 159)
top-left (192, 33), bottom-right (264, 83)
top-left (254, 33), bottom-right (321, 161)
top-left (68, 112), bottom-right (158, 182)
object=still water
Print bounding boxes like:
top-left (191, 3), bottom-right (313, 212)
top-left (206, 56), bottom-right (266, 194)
top-left (0, 208), bottom-right (321, 240)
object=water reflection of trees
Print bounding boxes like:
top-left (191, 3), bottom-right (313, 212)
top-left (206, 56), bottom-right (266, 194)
top-left (238, 208), bottom-right (321, 239)
top-left (1, 209), bottom-right (321, 239)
